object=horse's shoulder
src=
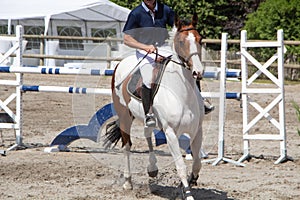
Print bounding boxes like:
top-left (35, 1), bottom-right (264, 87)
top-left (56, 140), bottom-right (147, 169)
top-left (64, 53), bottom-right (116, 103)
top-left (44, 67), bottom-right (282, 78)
top-left (117, 55), bottom-right (137, 70)
top-left (114, 55), bottom-right (138, 83)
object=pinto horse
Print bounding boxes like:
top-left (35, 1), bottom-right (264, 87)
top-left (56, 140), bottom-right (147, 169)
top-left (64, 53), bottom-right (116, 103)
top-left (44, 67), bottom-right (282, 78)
top-left (104, 13), bottom-right (204, 200)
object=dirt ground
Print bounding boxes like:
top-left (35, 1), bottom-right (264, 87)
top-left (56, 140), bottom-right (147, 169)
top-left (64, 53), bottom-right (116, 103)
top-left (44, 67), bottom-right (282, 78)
top-left (0, 73), bottom-right (299, 200)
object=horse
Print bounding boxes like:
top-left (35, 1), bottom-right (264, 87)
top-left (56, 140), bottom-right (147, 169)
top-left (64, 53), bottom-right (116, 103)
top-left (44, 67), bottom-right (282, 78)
top-left (104, 13), bottom-right (204, 200)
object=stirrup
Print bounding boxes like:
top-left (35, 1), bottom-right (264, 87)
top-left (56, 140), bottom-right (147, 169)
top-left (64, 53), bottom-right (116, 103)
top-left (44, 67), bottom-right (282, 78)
top-left (145, 113), bottom-right (156, 127)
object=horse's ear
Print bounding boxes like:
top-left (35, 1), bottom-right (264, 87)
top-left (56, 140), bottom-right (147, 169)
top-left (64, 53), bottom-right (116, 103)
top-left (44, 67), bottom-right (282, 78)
top-left (192, 13), bottom-right (198, 27)
top-left (175, 13), bottom-right (181, 30)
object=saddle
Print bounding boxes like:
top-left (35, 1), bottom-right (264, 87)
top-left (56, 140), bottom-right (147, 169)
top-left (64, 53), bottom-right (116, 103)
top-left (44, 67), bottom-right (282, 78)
top-left (126, 57), bottom-right (170, 101)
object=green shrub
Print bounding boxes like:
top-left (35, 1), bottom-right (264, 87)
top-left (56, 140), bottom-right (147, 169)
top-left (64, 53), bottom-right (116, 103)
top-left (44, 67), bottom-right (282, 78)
top-left (292, 101), bottom-right (300, 136)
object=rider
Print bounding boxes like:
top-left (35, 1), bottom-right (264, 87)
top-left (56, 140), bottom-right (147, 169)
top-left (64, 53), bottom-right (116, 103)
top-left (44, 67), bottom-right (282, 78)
top-left (123, 0), bottom-right (174, 127)
top-left (123, 0), bottom-right (214, 127)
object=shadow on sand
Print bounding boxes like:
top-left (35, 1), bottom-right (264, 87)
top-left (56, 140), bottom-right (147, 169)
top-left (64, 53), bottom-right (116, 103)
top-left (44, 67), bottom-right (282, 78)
top-left (148, 183), bottom-right (234, 200)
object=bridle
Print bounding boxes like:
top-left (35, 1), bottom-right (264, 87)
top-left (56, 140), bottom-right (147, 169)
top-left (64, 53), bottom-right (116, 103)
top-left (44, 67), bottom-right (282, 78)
top-left (177, 52), bottom-right (201, 70)
top-left (175, 27), bottom-right (202, 70)
top-left (148, 27), bottom-right (201, 71)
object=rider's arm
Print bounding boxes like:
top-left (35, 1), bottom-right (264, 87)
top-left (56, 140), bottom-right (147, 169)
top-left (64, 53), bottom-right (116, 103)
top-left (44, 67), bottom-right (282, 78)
top-left (124, 34), bottom-right (156, 53)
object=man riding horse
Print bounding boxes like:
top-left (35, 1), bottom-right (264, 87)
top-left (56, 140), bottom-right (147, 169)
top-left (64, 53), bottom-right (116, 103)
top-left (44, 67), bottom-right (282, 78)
top-left (123, 0), bottom-right (214, 128)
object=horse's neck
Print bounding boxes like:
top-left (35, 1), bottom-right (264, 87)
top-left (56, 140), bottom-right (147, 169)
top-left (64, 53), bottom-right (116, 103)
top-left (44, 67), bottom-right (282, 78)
top-left (161, 62), bottom-right (196, 94)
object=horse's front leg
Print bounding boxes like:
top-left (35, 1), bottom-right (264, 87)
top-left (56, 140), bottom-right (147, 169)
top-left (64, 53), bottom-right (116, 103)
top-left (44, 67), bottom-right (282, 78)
top-left (165, 126), bottom-right (194, 200)
top-left (144, 127), bottom-right (158, 177)
top-left (188, 127), bottom-right (202, 187)
top-left (123, 142), bottom-right (133, 190)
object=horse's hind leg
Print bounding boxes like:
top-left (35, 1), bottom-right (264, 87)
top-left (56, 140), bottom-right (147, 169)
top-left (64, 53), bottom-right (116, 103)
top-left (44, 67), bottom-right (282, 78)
top-left (144, 127), bottom-right (158, 177)
top-left (115, 105), bottom-right (134, 190)
top-left (123, 142), bottom-right (133, 190)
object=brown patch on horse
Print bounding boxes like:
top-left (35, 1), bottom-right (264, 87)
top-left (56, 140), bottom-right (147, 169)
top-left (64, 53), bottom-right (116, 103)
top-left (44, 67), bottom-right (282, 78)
top-left (174, 13), bottom-right (202, 67)
top-left (111, 64), bottom-right (133, 147)
top-left (122, 76), bottom-right (132, 106)
top-left (175, 13), bottom-right (202, 43)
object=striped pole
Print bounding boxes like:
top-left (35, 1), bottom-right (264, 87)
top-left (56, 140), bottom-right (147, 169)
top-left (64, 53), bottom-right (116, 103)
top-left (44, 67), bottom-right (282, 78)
top-left (0, 66), bottom-right (240, 79)
top-left (21, 85), bottom-right (240, 99)
top-left (201, 92), bottom-right (241, 100)
top-left (21, 85), bottom-right (112, 95)
top-left (0, 66), bottom-right (114, 76)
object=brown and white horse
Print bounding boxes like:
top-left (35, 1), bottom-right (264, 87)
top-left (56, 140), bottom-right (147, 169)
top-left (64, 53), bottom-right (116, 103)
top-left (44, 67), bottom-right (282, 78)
top-left (104, 13), bottom-right (204, 200)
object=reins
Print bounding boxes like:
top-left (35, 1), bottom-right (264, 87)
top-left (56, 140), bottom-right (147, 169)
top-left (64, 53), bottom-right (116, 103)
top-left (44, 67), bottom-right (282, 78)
top-left (154, 49), bottom-right (200, 70)
top-left (115, 52), bottom-right (149, 89)
top-left (116, 27), bottom-right (200, 89)
top-left (153, 51), bottom-right (184, 66)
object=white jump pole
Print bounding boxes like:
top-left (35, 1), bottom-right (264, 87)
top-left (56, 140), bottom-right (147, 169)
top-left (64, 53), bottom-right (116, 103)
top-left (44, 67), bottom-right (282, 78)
top-left (21, 85), bottom-right (112, 95)
top-left (0, 66), bottom-right (114, 76)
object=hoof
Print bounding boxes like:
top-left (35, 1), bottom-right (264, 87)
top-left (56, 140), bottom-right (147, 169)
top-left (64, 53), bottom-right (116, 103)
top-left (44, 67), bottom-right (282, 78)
top-left (123, 177), bottom-right (133, 190)
top-left (186, 196), bottom-right (194, 200)
top-left (188, 173), bottom-right (199, 187)
top-left (181, 186), bottom-right (194, 200)
top-left (147, 164), bottom-right (158, 177)
top-left (123, 182), bottom-right (133, 190)
top-left (147, 169), bottom-right (158, 177)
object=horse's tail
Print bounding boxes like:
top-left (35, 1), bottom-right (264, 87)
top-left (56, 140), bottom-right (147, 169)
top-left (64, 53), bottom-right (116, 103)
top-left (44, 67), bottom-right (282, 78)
top-left (103, 62), bottom-right (122, 149)
top-left (103, 119), bottom-right (122, 149)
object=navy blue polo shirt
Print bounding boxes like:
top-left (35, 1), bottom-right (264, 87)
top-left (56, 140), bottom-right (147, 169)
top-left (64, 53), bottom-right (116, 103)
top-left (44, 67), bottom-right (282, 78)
top-left (123, 2), bottom-right (174, 46)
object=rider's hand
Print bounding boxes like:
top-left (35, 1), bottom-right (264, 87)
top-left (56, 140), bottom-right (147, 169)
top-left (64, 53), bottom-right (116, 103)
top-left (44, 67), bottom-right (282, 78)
top-left (144, 45), bottom-right (156, 54)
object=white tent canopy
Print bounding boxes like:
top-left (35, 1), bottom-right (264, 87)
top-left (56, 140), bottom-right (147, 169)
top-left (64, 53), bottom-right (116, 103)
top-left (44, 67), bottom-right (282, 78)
top-left (0, 0), bottom-right (131, 66)
top-left (0, 0), bottom-right (130, 35)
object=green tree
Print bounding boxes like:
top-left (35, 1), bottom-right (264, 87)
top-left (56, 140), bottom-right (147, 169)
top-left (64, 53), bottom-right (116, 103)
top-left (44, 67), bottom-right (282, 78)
top-left (111, 0), bottom-right (263, 40)
top-left (244, 0), bottom-right (300, 62)
top-left (110, 0), bottom-right (140, 9)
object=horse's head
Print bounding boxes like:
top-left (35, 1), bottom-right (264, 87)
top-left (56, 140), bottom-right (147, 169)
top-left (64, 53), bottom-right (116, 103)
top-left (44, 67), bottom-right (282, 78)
top-left (174, 13), bottom-right (204, 80)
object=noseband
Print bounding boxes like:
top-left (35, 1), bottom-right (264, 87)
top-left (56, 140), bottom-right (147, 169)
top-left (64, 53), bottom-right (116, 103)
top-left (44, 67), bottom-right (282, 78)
top-left (178, 52), bottom-right (201, 69)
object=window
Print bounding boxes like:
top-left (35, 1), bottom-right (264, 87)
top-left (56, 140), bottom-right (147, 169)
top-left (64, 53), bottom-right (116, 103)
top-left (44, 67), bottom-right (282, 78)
top-left (0, 25), bottom-right (14, 35)
top-left (24, 26), bottom-right (44, 50)
top-left (57, 26), bottom-right (83, 50)
top-left (0, 25), bottom-right (8, 34)
top-left (91, 28), bottom-right (116, 43)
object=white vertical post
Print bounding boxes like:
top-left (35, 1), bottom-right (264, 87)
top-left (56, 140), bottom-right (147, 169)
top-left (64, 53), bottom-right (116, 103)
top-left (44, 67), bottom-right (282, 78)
top-left (7, 25), bottom-right (24, 151)
top-left (275, 29), bottom-right (287, 164)
top-left (210, 33), bottom-right (244, 166)
top-left (239, 30), bottom-right (250, 162)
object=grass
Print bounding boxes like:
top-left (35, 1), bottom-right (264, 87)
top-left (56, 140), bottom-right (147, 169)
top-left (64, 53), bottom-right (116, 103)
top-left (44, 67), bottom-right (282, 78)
top-left (292, 101), bottom-right (300, 136)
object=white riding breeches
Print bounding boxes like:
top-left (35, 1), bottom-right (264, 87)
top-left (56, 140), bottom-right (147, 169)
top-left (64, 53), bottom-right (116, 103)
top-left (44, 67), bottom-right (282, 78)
top-left (137, 46), bottom-right (172, 89)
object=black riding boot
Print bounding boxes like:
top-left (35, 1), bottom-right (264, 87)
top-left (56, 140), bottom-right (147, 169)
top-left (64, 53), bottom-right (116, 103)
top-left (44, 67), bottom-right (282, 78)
top-left (141, 84), bottom-right (156, 127)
